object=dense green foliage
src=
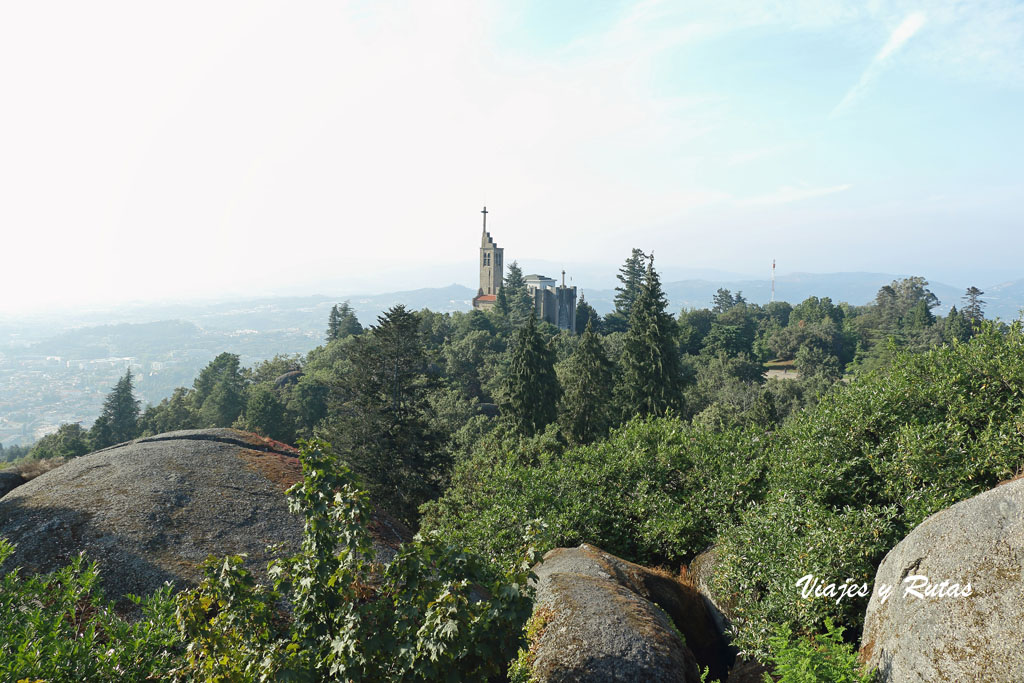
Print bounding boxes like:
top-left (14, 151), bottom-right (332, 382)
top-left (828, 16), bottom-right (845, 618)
top-left (502, 315), bottom-right (561, 437)
top-left (0, 539), bottom-right (179, 681)
top-left (6, 246), bottom-right (1012, 681)
top-left (763, 619), bottom-right (875, 683)
top-left (711, 323), bottom-right (1024, 655)
top-left (421, 418), bottom-right (767, 568)
top-left (1, 440), bottom-right (538, 682)
top-left (425, 318), bottom-right (1024, 670)
top-left (175, 439), bottom-right (539, 681)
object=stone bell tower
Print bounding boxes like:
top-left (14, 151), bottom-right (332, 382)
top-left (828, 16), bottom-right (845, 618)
top-left (473, 207), bottom-right (503, 309)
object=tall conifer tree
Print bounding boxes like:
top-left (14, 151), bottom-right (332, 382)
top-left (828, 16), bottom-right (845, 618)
top-left (503, 315), bottom-right (561, 436)
top-left (327, 305), bottom-right (342, 341)
top-left (617, 256), bottom-right (684, 418)
top-left (193, 353), bottom-right (246, 428)
top-left (962, 287), bottom-right (986, 324)
top-left (575, 295), bottom-right (602, 334)
top-left (318, 304), bottom-right (437, 521)
top-left (558, 320), bottom-right (615, 444)
top-left (327, 301), bottom-right (363, 341)
top-left (944, 306), bottom-right (971, 343)
top-left (494, 285), bottom-right (510, 316)
top-left (613, 248), bottom-right (647, 319)
top-left (503, 261), bottom-right (534, 327)
top-left (90, 369), bottom-right (140, 449)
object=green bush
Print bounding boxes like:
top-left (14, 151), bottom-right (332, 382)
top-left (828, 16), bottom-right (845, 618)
top-left (764, 619), bottom-right (875, 683)
top-left (0, 540), bottom-right (180, 681)
top-left (713, 323), bottom-right (1024, 655)
top-left (174, 439), bottom-right (538, 681)
top-left (421, 417), bottom-right (769, 569)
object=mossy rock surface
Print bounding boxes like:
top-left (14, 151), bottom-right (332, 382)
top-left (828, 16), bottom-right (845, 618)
top-left (0, 429), bottom-right (409, 607)
top-left (528, 544), bottom-right (727, 682)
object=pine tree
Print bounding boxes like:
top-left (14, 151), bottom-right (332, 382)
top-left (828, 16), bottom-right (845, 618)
top-left (327, 305), bottom-right (342, 341)
top-left (613, 249), bottom-right (647, 319)
top-left (318, 304), bottom-right (438, 521)
top-left (327, 301), bottom-right (363, 341)
top-left (494, 285), bottom-right (510, 316)
top-left (575, 295), bottom-right (602, 334)
top-left (907, 300), bottom-right (935, 329)
top-left (239, 384), bottom-right (294, 444)
top-left (503, 261), bottom-right (533, 326)
top-left (617, 256), bottom-right (684, 419)
top-left (90, 370), bottom-right (140, 449)
top-left (944, 306), bottom-right (971, 343)
top-left (558, 320), bottom-right (615, 444)
top-left (503, 315), bottom-right (561, 436)
top-left (962, 287), bottom-right (985, 324)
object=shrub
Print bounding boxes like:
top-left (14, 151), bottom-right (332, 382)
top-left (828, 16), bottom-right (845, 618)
top-left (174, 439), bottom-right (539, 681)
top-left (713, 323), bottom-right (1024, 655)
top-left (763, 619), bottom-right (875, 683)
top-left (421, 417), bottom-right (769, 569)
top-left (0, 540), bottom-right (180, 681)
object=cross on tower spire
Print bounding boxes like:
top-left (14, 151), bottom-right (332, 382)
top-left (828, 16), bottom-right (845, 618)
top-left (481, 206), bottom-right (488, 232)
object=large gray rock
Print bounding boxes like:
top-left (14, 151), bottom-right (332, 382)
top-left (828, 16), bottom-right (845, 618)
top-left (860, 477), bottom-right (1024, 681)
top-left (527, 544), bottom-right (718, 682)
top-left (687, 547), bottom-right (769, 683)
top-left (0, 429), bottom-right (409, 606)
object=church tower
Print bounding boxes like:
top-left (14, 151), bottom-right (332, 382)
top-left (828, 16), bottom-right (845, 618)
top-left (474, 206), bottom-right (503, 309)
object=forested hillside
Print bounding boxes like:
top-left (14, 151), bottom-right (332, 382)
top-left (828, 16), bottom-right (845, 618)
top-left (0, 251), bottom-right (1013, 681)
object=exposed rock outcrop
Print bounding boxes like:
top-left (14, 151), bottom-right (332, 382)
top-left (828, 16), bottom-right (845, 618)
top-left (0, 471), bottom-right (25, 499)
top-left (688, 547), bottom-right (731, 637)
top-left (526, 544), bottom-right (730, 682)
top-left (687, 547), bottom-right (769, 682)
top-left (859, 478), bottom-right (1024, 681)
top-left (0, 429), bottom-right (409, 606)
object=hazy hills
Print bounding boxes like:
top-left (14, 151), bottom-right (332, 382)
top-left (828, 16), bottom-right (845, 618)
top-left (2, 272), bottom-right (1018, 352)
top-left (0, 271), bottom-right (1018, 446)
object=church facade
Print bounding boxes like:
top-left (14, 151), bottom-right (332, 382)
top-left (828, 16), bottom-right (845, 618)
top-left (472, 207), bottom-right (577, 333)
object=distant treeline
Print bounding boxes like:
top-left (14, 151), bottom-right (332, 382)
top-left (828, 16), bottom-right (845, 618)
top-left (8, 252), bottom-right (989, 491)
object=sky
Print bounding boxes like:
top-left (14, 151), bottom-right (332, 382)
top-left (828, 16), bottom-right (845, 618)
top-left (1, 0), bottom-right (1022, 315)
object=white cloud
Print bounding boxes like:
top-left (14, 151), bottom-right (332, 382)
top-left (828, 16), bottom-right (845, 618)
top-left (831, 11), bottom-right (927, 116)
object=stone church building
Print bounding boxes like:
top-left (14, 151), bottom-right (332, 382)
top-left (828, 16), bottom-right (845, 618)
top-left (472, 207), bottom-right (577, 332)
